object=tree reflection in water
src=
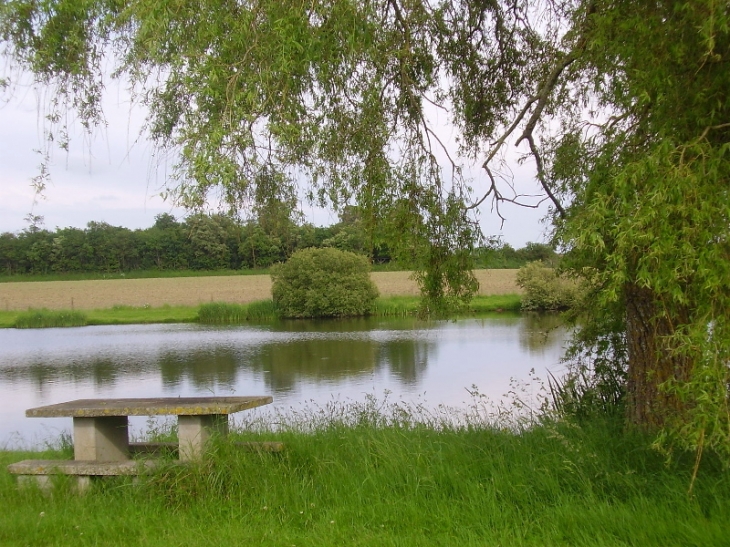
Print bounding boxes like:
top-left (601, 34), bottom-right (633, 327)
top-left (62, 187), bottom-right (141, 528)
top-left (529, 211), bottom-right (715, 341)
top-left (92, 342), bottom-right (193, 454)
top-left (0, 314), bottom-right (567, 443)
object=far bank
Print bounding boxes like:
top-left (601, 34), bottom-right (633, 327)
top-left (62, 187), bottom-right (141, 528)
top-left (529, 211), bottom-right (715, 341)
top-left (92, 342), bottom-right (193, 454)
top-left (0, 270), bottom-right (521, 312)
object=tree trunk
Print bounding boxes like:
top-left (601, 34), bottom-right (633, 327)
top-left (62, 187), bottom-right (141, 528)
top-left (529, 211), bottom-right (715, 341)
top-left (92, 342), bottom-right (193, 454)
top-left (625, 284), bottom-right (691, 429)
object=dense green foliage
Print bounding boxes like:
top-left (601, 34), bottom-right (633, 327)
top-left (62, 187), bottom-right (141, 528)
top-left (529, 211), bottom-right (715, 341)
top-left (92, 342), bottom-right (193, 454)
top-left (0, 213), bottom-right (542, 278)
top-left (2, 402), bottom-right (729, 546)
top-left (272, 248), bottom-right (379, 318)
top-left (0, 212), bottom-right (390, 276)
top-left (476, 241), bottom-right (559, 269)
top-left (516, 261), bottom-right (578, 311)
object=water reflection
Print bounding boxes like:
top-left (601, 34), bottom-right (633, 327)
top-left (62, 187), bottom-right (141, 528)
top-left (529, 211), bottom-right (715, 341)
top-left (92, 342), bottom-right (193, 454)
top-left (0, 314), bottom-right (568, 445)
top-left (518, 313), bottom-right (567, 353)
top-left (159, 349), bottom-right (241, 391)
top-left (0, 318), bottom-right (444, 391)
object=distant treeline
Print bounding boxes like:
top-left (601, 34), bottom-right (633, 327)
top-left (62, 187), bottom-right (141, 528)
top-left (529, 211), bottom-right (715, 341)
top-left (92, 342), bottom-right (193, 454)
top-left (475, 241), bottom-right (558, 269)
top-left (0, 212), bottom-right (556, 276)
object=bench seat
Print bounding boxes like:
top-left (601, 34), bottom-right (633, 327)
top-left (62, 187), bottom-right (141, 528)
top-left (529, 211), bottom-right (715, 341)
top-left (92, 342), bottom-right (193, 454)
top-left (7, 459), bottom-right (160, 493)
top-left (7, 459), bottom-right (158, 476)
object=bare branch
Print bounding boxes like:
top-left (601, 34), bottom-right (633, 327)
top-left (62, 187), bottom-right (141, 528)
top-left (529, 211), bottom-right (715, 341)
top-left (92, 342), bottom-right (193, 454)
top-left (473, 2), bottom-right (597, 218)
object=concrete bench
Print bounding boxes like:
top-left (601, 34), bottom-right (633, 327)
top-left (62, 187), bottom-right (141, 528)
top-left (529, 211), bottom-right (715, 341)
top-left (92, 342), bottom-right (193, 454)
top-left (7, 459), bottom-right (160, 493)
top-left (11, 397), bottom-right (278, 492)
top-left (24, 396), bottom-right (274, 462)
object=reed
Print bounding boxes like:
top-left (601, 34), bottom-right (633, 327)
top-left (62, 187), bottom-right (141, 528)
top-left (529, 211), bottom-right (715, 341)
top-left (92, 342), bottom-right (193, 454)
top-left (196, 300), bottom-right (277, 324)
top-left (467, 293), bottom-right (522, 313)
top-left (373, 294), bottom-right (521, 317)
top-left (12, 308), bottom-right (88, 328)
top-left (373, 296), bottom-right (420, 316)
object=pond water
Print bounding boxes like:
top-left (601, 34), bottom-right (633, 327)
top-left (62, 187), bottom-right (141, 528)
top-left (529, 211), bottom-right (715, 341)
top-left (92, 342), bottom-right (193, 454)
top-left (0, 314), bottom-right (568, 447)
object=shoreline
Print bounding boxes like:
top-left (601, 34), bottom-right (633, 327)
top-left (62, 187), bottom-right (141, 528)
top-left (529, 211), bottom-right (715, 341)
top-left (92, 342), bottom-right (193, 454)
top-left (0, 294), bottom-right (523, 328)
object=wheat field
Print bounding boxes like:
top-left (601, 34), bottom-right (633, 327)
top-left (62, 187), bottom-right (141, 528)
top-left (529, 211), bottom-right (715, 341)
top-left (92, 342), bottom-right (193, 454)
top-left (0, 270), bottom-right (520, 311)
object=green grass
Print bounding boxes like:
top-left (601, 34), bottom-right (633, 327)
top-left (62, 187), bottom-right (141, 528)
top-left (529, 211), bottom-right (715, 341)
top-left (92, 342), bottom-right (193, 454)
top-left (88, 305), bottom-right (199, 325)
top-left (12, 308), bottom-right (89, 328)
top-left (373, 294), bottom-right (522, 316)
top-left (1, 401), bottom-right (728, 546)
top-left (0, 295), bottom-right (522, 328)
top-left (373, 296), bottom-right (420, 316)
top-left (466, 293), bottom-right (521, 312)
top-left (197, 300), bottom-right (278, 324)
top-left (0, 305), bottom-right (198, 328)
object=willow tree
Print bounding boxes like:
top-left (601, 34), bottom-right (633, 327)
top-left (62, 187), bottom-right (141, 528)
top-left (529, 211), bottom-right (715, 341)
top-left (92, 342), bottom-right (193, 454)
top-left (2, 0), bottom-right (729, 448)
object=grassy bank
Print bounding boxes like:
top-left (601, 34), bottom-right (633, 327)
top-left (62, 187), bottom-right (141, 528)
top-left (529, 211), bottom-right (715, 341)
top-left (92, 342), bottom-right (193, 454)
top-left (1, 401), bottom-right (727, 546)
top-left (0, 294), bottom-right (522, 328)
top-left (373, 294), bottom-right (522, 316)
top-left (0, 305), bottom-right (199, 328)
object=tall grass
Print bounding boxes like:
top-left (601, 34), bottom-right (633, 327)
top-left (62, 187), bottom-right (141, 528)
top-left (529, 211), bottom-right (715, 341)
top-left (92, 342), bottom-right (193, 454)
top-left (373, 296), bottom-right (420, 316)
top-left (374, 294), bottom-right (521, 317)
top-left (198, 295), bottom-right (523, 325)
top-left (2, 398), bottom-right (728, 546)
top-left (196, 300), bottom-right (277, 324)
top-left (12, 308), bottom-right (88, 328)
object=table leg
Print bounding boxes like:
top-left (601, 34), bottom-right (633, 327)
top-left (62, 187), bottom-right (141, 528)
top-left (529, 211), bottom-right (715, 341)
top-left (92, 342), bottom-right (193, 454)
top-left (178, 414), bottom-right (228, 461)
top-left (73, 416), bottom-right (129, 461)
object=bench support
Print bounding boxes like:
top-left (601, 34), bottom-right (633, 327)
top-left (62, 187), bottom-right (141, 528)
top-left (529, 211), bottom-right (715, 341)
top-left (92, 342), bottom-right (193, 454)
top-left (178, 414), bottom-right (228, 461)
top-left (73, 416), bottom-right (129, 461)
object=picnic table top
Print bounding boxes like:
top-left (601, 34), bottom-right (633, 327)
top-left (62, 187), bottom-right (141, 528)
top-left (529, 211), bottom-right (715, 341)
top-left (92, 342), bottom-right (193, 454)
top-left (25, 396), bottom-right (273, 418)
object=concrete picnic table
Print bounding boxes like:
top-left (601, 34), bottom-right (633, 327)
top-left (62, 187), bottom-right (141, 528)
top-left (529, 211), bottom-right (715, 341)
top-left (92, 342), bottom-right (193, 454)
top-left (25, 396), bottom-right (273, 461)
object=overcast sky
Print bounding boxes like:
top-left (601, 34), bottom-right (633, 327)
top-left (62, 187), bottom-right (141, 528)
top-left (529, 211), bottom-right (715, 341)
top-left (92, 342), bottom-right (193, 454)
top-left (0, 79), bottom-right (551, 248)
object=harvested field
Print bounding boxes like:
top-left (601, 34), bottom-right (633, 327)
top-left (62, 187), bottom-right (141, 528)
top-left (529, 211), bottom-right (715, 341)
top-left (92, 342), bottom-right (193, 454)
top-left (0, 270), bottom-right (520, 311)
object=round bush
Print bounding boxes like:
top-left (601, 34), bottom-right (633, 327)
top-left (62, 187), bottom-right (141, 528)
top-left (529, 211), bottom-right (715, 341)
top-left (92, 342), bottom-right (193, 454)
top-left (271, 248), bottom-right (380, 318)
top-left (515, 261), bottom-right (579, 311)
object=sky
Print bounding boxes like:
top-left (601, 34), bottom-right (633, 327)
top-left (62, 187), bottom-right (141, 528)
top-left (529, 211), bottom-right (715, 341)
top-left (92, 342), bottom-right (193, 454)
top-left (0, 78), bottom-right (552, 248)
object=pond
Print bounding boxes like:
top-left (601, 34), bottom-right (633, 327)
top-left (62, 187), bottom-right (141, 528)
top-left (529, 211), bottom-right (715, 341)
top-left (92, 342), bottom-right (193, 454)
top-left (0, 314), bottom-right (568, 447)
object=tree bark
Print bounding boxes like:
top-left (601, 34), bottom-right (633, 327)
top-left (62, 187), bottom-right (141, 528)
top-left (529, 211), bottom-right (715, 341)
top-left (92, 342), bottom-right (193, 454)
top-left (625, 284), bottom-right (691, 429)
